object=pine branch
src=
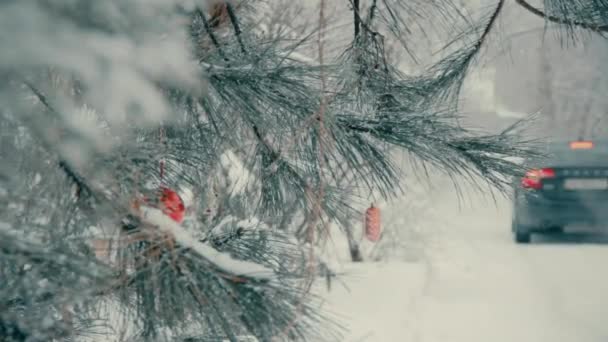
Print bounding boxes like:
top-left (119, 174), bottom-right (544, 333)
top-left (473, 0), bottom-right (504, 51)
top-left (515, 0), bottom-right (608, 33)
top-left (413, 0), bottom-right (505, 105)
top-left (195, 8), bottom-right (229, 61)
top-left (225, 3), bottom-right (247, 54)
top-left (0, 237), bottom-right (99, 277)
top-left (22, 80), bottom-right (57, 115)
top-left (367, 0), bottom-right (378, 24)
top-left (334, 110), bottom-right (539, 192)
top-left (353, 0), bottom-right (361, 39)
top-left (0, 225), bottom-right (109, 341)
top-left (23, 81), bottom-right (92, 200)
top-left (252, 124), bottom-right (280, 162)
top-left (58, 160), bottom-right (92, 198)
top-left (202, 227), bottom-right (245, 247)
top-left (349, 0), bottom-right (382, 37)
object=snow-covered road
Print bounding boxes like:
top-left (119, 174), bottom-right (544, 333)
top-left (326, 189), bottom-right (608, 342)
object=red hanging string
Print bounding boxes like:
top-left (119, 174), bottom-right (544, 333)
top-left (159, 160), bottom-right (165, 183)
top-left (159, 125), bottom-right (165, 185)
top-left (157, 125), bottom-right (185, 223)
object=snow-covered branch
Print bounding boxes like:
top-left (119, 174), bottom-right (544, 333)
top-left (139, 206), bottom-right (274, 280)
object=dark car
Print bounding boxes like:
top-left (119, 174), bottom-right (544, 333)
top-left (512, 140), bottom-right (608, 243)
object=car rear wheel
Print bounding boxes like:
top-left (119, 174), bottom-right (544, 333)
top-left (514, 230), bottom-right (531, 244)
top-left (512, 220), bottom-right (532, 243)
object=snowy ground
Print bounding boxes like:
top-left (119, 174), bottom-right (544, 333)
top-left (323, 187), bottom-right (608, 342)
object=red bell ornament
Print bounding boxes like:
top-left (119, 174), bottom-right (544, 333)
top-left (365, 204), bottom-right (381, 242)
top-left (159, 187), bottom-right (185, 223)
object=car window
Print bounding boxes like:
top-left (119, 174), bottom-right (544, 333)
top-left (541, 143), bottom-right (608, 167)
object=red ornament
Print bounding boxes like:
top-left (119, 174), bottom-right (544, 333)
top-left (159, 187), bottom-right (185, 223)
top-left (365, 204), bottom-right (381, 242)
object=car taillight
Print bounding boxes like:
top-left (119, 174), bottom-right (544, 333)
top-left (521, 168), bottom-right (555, 190)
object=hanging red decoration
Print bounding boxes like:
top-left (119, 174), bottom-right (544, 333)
top-left (159, 187), bottom-right (185, 223)
top-left (365, 204), bottom-right (381, 242)
top-left (156, 126), bottom-right (184, 223)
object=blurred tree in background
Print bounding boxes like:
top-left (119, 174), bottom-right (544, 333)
top-left (494, 0), bottom-right (608, 140)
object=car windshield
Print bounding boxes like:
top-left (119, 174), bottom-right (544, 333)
top-left (539, 141), bottom-right (608, 167)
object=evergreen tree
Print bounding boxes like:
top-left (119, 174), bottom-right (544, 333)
top-left (0, 0), bottom-right (604, 340)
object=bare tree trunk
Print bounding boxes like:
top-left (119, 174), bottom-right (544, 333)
top-left (539, 43), bottom-right (555, 133)
top-left (344, 224), bottom-right (363, 262)
top-left (335, 163), bottom-right (363, 261)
